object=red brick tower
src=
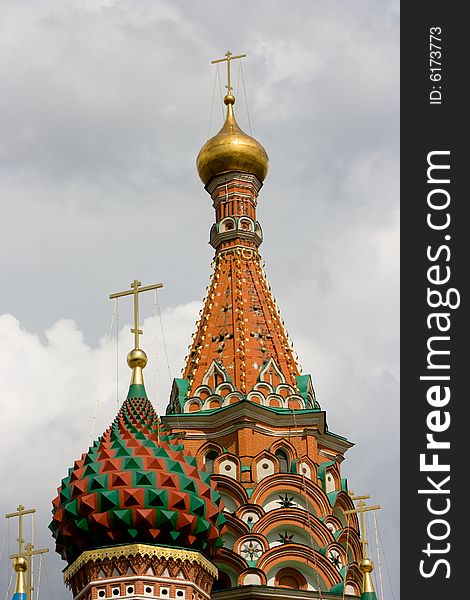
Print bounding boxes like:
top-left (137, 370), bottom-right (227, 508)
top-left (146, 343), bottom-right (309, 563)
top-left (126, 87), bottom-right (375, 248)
top-left (164, 53), bottom-right (370, 598)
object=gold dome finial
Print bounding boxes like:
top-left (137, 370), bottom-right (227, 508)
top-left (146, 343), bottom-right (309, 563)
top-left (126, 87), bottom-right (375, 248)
top-left (14, 556), bottom-right (27, 573)
top-left (109, 280), bottom-right (164, 386)
top-left (359, 557), bottom-right (376, 594)
top-left (197, 51), bottom-right (269, 186)
top-left (13, 556), bottom-right (27, 595)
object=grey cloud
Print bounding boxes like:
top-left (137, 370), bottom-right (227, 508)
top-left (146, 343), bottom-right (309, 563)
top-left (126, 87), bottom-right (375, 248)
top-left (0, 1), bottom-right (399, 598)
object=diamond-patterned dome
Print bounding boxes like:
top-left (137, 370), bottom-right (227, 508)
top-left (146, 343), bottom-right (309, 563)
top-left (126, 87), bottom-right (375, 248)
top-left (50, 384), bottom-right (225, 564)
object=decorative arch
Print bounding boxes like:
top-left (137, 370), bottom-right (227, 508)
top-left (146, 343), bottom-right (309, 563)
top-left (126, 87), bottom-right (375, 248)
top-left (251, 474), bottom-right (333, 518)
top-left (195, 441), bottom-right (224, 473)
top-left (215, 381), bottom-right (235, 398)
top-left (247, 391), bottom-right (265, 405)
top-left (183, 397), bottom-right (202, 413)
top-left (202, 360), bottom-right (230, 390)
top-left (238, 568), bottom-right (267, 586)
top-left (236, 504), bottom-right (265, 527)
top-left (211, 474), bottom-right (249, 508)
top-left (259, 544), bottom-right (342, 590)
top-left (259, 358), bottom-right (286, 387)
top-left (253, 382), bottom-right (273, 397)
top-left (264, 394), bottom-right (284, 408)
top-left (318, 460), bottom-right (341, 494)
top-left (214, 548), bottom-right (248, 585)
top-left (342, 563), bottom-right (363, 596)
top-left (322, 515), bottom-right (343, 535)
top-left (275, 567), bottom-right (307, 590)
top-left (286, 396), bottom-right (306, 411)
top-left (224, 391), bottom-right (243, 405)
top-left (192, 384), bottom-right (212, 400)
top-left (275, 383), bottom-right (293, 398)
top-left (219, 216), bottom-right (236, 233)
top-left (253, 508), bottom-right (334, 549)
top-left (223, 513), bottom-right (251, 539)
top-left (336, 526), bottom-right (362, 563)
top-left (296, 456), bottom-right (317, 481)
top-left (270, 438), bottom-right (297, 464)
top-left (238, 216), bottom-right (255, 232)
top-left (252, 451), bottom-right (277, 482)
top-left (344, 582), bottom-right (361, 597)
top-left (215, 453), bottom-right (240, 481)
top-left (332, 491), bottom-right (359, 530)
top-left (322, 542), bottom-right (348, 573)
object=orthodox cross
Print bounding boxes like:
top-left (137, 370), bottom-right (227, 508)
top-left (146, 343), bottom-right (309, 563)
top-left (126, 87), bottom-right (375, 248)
top-left (6, 505), bottom-right (49, 600)
top-left (344, 494), bottom-right (381, 558)
top-left (5, 505), bottom-right (35, 556)
top-left (109, 280), bottom-right (163, 349)
top-left (211, 50), bottom-right (246, 95)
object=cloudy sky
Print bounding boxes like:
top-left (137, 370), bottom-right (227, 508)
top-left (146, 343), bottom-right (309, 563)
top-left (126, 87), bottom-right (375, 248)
top-left (0, 1), bottom-right (399, 598)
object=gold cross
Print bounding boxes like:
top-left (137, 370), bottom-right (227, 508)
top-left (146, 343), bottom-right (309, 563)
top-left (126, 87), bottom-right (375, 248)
top-left (5, 505), bottom-right (35, 556)
top-left (109, 280), bottom-right (163, 350)
top-left (6, 505), bottom-right (49, 600)
top-left (344, 494), bottom-right (381, 558)
top-left (211, 50), bottom-right (246, 96)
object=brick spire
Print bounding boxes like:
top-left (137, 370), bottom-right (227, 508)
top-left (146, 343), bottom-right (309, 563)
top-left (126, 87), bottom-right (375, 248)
top-left (182, 172), bottom-right (301, 398)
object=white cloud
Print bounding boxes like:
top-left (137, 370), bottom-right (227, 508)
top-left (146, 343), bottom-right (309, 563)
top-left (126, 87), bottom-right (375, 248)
top-left (0, 303), bottom-right (201, 596)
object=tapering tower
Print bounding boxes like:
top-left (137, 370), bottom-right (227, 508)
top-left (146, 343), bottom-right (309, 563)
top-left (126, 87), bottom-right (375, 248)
top-left (50, 281), bottom-right (225, 600)
top-left (164, 53), bottom-right (371, 598)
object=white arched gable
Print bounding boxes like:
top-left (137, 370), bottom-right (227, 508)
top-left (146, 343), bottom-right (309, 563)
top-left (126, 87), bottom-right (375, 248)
top-left (256, 457), bottom-right (275, 481)
top-left (325, 470), bottom-right (336, 493)
top-left (219, 457), bottom-right (238, 480)
top-left (202, 360), bottom-right (230, 390)
top-left (259, 358), bottom-right (286, 386)
top-left (219, 217), bottom-right (236, 232)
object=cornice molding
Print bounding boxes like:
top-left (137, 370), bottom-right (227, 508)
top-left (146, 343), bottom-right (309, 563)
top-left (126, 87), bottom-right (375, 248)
top-left (64, 544), bottom-right (218, 582)
top-left (210, 228), bottom-right (263, 249)
top-left (163, 402), bottom-right (353, 453)
top-left (212, 585), bottom-right (357, 600)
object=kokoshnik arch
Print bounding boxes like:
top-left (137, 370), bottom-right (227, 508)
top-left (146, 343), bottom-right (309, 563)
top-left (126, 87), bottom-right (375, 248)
top-left (44, 52), bottom-right (380, 600)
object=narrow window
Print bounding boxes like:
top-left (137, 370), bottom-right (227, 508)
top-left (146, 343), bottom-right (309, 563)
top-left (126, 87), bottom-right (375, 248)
top-left (275, 449), bottom-right (289, 473)
top-left (205, 450), bottom-right (218, 474)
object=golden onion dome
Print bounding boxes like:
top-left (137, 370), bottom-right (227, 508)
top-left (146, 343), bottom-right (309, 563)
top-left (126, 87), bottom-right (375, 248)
top-left (197, 94), bottom-right (269, 185)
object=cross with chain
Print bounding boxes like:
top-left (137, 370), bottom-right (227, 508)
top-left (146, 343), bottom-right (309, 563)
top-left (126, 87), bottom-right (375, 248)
top-left (211, 50), bottom-right (246, 96)
top-left (344, 494), bottom-right (381, 558)
top-left (109, 279), bottom-right (163, 349)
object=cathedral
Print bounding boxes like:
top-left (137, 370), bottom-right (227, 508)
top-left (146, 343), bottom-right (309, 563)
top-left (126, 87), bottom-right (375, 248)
top-left (13, 53), bottom-right (379, 600)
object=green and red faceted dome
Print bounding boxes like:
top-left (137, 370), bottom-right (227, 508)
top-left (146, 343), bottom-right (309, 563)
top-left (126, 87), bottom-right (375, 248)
top-left (50, 384), bottom-right (225, 564)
